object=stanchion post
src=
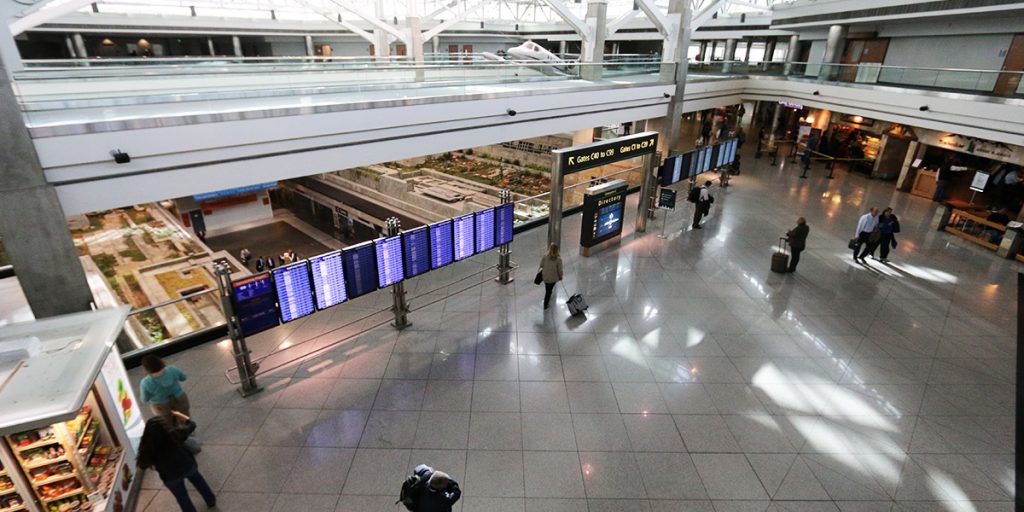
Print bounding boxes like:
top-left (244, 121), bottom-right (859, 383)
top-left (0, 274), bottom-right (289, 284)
top-left (496, 190), bottom-right (514, 284)
top-left (214, 261), bottom-right (262, 397)
top-left (387, 217), bottom-right (412, 329)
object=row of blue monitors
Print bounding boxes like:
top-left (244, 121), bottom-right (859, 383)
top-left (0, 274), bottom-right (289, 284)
top-left (239, 203), bottom-right (515, 327)
top-left (659, 139), bottom-right (738, 187)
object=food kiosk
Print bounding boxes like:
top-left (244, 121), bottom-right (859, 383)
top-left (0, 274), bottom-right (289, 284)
top-left (0, 306), bottom-right (143, 512)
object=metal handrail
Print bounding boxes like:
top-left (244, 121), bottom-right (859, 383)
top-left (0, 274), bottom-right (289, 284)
top-left (127, 287), bottom-right (219, 315)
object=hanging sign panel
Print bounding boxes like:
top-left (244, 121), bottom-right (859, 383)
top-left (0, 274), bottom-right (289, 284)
top-left (554, 131), bottom-right (659, 175)
top-left (231, 273), bottom-right (280, 337)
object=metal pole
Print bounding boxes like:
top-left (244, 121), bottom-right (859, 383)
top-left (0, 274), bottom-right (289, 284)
top-left (658, 204), bottom-right (669, 239)
top-left (635, 152), bottom-right (659, 232)
top-left (214, 261), bottom-right (261, 396)
top-left (387, 217), bottom-right (411, 329)
top-left (548, 156), bottom-right (564, 249)
top-left (1016, 273), bottom-right (1023, 512)
top-left (496, 189), bottom-right (514, 284)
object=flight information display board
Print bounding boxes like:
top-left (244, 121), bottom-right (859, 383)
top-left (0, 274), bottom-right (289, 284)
top-left (692, 147), bottom-right (707, 175)
top-left (429, 220), bottom-right (454, 269)
top-left (231, 273), bottom-right (280, 337)
top-left (475, 208), bottom-right (496, 253)
top-left (453, 214), bottom-right (475, 261)
top-left (687, 149), bottom-right (700, 178)
top-left (724, 139), bottom-right (737, 165)
top-left (273, 261), bottom-right (315, 323)
top-left (495, 203), bottom-right (514, 246)
top-left (702, 145), bottom-right (714, 172)
top-left (374, 235), bottom-right (404, 288)
top-left (402, 226), bottom-right (431, 279)
top-left (659, 154), bottom-right (685, 187)
top-left (342, 241), bottom-right (378, 299)
top-left (309, 250), bottom-right (347, 310)
top-left (715, 143), bottom-right (727, 168)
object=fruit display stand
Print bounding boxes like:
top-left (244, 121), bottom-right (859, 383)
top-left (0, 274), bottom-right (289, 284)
top-left (0, 307), bottom-right (144, 512)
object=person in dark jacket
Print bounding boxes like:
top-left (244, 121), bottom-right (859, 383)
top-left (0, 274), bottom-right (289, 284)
top-left (786, 217), bottom-right (809, 272)
top-left (874, 208), bottom-right (900, 263)
top-left (137, 415), bottom-right (216, 512)
top-left (413, 468), bottom-right (461, 512)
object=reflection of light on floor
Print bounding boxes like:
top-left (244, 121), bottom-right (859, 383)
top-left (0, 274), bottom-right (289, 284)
top-left (682, 327), bottom-right (708, 348)
top-left (927, 469), bottom-right (975, 511)
top-left (836, 254), bottom-right (959, 284)
top-left (610, 337), bottom-right (647, 366)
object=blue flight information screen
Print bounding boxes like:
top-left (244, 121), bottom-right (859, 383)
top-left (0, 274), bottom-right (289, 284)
top-left (342, 241), bottom-right (378, 299)
top-left (453, 214), bottom-right (475, 261)
top-left (475, 208), bottom-right (496, 253)
top-left (495, 203), bottom-right (514, 246)
top-left (374, 235), bottom-right (404, 288)
top-left (703, 144), bottom-right (714, 171)
top-left (429, 220), bottom-right (454, 269)
top-left (309, 250), bottom-right (347, 310)
top-left (273, 261), bottom-right (315, 323)
top-left (402, 227), bottom-right (431, 279)
top-left (595, 200), bottom-right (625, 239)
top-left (231, 273), bottom-right (279, 337)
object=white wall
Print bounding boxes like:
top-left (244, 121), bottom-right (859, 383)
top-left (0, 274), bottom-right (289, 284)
top-left (804, 39), bottom-right (826, 76)
top-left (882, 34), bottom-right (1013, 90)
top-left (174, 190), bottom-right (273, 234)
top-left (268, 39), bottom-right (306, 56)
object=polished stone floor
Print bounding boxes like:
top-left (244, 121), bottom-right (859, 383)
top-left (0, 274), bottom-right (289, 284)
top-left (133, 138), bottom-right (1018, 512)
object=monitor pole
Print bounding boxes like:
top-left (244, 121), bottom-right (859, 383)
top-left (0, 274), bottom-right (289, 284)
top-left (496, 189), bottom-right (514, 285)
top-left (387, 217), bottom-right (412, 329)
top-left (214, 260), bottom-right (261, 397)
top-left (636, 151), bottom-right (660, 232)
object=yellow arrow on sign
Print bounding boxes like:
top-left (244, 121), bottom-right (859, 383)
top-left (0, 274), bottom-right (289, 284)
top-left (568, 156), bottom-right (575, 165)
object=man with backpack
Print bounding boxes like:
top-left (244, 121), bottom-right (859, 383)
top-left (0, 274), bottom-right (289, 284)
top-left (397, 464), bottom-right (461, 512)
top-left (690, 180), bottom-right (714, 229)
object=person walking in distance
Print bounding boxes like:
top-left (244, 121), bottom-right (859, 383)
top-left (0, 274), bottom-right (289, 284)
top-left (539, 244), bottom-right (563, 310)
top-left (137, 415), bottom-right (216, 512)
top-left (875, 207), bottom-right (900, 263)
top-left (786, 217), bottom-right (809, 272)
top-left (691, 181), bottom-right (714, 229)
top-left (853, 207), bottom-right (880, 262)
top-left (413, 465), bottom-right (461, 512)
top-left (140, 355), bottom-right (191, 424)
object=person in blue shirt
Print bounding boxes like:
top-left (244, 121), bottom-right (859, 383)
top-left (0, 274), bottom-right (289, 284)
top-left (140, 356), bottom-right (190, 423)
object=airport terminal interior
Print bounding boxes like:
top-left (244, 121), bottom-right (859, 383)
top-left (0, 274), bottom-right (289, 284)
top-left (0, 0), bottom-right (1022, 511)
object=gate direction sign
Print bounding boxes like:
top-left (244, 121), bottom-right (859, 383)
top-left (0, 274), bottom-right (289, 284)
top-left (553, 131), bottom-right (659, 175)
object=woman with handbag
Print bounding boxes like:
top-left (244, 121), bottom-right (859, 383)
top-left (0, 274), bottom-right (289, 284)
top-left (137, 413), bottom-right (216, 512)
top-left (537, 244), bottom-right (563, 310)
top-left (875, 208), bottom-right (900, 263)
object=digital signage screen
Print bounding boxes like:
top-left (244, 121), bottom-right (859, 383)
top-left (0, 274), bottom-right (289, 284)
top-left (342, 241), bottom-right (378, 299)
top-left (429, 220), bottom-right (454, 269)
top-left (659, 154), bottom-right (685, 187)
top-left (716, 143), bottom-right (727, 168)
top-left (687, 149), bottom-right (700, 178)
top-left (580, 180), bottom-right (629, 248)
top-left (495, 203), bottom-right (514, 246)
top-left (309, 250), bottom-right (347, 310)
top-left (692, 147), bottom-right (706, 175)
top-left (374, 235), bottom-right (404, 288)
top-left (401, 226), bottom-right (431, 279)
top-left (726, 139), bottom-right (737, 165)
top-left (453, 213), bottom-right (475, 261)
top-left (273, 261), bottom-right (315, 323)
top-left (231, 273), bottom-right (280, 337)
top-left (702, 144), bottom-right (714, 172)
top-left (595, 199), bottom-right (625, 239)
top-left (474, 208), bottom-right (496, 254)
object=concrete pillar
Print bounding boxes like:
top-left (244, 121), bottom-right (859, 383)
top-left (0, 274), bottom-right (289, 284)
top-left (373, 0), bottom-right (390, 59)
top-left (73, 33), bottom-right (88, 59)
top-left (820, 24), bottom-right (847, 80)
top-left (784, 34), bottom-right (799, 75)
top-left (232, 35), bottom-right (242, 57)
top-left (432, 37), bottom-right (440, 55)
top-left (768, 101), bottom-right (780, 146)
top-left (64, 36), bottom-right (77, 58)
top-left (722, 38), bottom-right (736, 73)
top-left (207, 37), bottom-right (215, 56)
top-left (611, 42), bottom-right (620, 55)
top-left (581, 0), bottom-right (607, 80)
top-left (698, 41), bottom-right (707, 61)
top-left (0, 50), bottom-right (94, 317)
top-left (709, 40), bottom-right (717, 61)
top-left (659, 0), bottom-right (691, 156)
top-left (559, 40), bottom-right (567, 55)
top-left (305, 35), bottom-right (315, 56)
top-left (743, 40), bottom-right (752, 62)
top-left (762, 38), bottom-right (776, 70)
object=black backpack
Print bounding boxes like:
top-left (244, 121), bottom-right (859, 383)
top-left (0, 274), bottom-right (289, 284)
top-left (687, 187), bottom-right (701, 203)
top-left (397, 468), bottom-right (431, 510)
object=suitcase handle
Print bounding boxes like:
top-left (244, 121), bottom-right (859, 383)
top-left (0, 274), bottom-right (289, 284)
top-left (778, 237), bottom-right (788, 253)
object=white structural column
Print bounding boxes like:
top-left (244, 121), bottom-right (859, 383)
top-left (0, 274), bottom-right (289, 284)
top-left (207, 37), bottom-right (216, 56)
top-left (305, 35), bottom-right (315, 56)
top-left (373, 0), bottom-right (390, 57)
top-left (762, 37), bottom-right (776, 70)
top-left (406, 0), bottom-right (424, 63)
top-left (232, 35), bottom-right (242, 57)
top-left (581, 0), bottom-right (607, 80)
top-left (72, 33), bottom-right (87, 58)
top-left (784, 34), bottom-right (799, 75)
top-left (661, 0), bottom-right (690, 155)
top-left (821, 24), bottom-right (847, 80)
top-left (722, 38), bottom-right (736, 73)
top-left (64, 35), bottom-right (76, 58)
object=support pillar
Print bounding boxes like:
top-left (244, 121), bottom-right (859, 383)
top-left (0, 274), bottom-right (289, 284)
top-left (72, 33), bottom-right (87, 59)
top-left (215, 261), bottom-right (261, 396)
top-left (784, 34), bottom-right (798, 75)
top-left (432, 37), bottom-right (440, 55)
top-left (743, 40), bottom-right (751, 63)
top-left (232, 35), bottom-right (242, 57)
top-left (385, 218), bottom-right (411, 329)
top-left (660, 0), bottom-right (691, 156)
top-left (548, 156), bottom-right (564, 250)
top-left (207, 37), bottom-right (216, 56)
top-left (635, 152), bottom-right (659, 232)
top-left (305, 35), bottom-right (314, 56)
top-left (709, 40), bottom-right (717, 61)
top-left (559, 40), bottom-right (567, 55)
top-left (722, 38), bottom-right (736, 73)
top-left (698, 41), bottom-right (707, 61)
top-left (820, 24), bottom-right (847, 80)
top-left (0, 50), bottom-right (94, 317)
top-left (65, 35), bottom-right (77, 58)
top-left (767, 101), bottom-right (780, 147)
top-left (496, 189), bottom-right (514, 284)
top-left (581, 0), bottom-right (607, 80)
top-left (762, 38), bottom-right (776, 70)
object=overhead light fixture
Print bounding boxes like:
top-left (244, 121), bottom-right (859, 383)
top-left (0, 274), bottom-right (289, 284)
top-left (337, 13), bottom-right (342, 22)
top-left (101, 38), bottom-right (114, 46)
top-left (852, 115), bottom-right (863, 123)
top-left (919, 105), bottom-right (929, 111)
top-left (480, 21), bottom-right (485, 29)
top-left (663, 92), bottom-right (670, 98)
top-left (515, 23), bottom-right (519, 31)
top-left (111, 150), bottom-right (131, 164)
top-left (740, 13), bottom-right (746, 23)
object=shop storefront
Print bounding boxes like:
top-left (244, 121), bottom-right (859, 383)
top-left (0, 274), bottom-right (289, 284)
top-left (0, 307), bottom-right (143, 512)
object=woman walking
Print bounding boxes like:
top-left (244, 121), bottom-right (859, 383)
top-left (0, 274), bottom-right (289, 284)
top-left (140, 355), bottom-right (190, 424)
top-left (137, 415), bottom-right (216, 512)
top-left (876, 207), bottom-right (900, 263)
top-left (539, 244), bottom-right (563, 310)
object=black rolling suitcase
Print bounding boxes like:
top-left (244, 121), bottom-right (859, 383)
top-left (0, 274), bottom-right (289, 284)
top-left (561, 282), bottom-right (588, 317)
top-left (771, 237), bottom-right (789, 273)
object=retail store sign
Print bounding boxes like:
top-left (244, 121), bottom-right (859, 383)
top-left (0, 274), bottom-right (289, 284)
top-left (554, 132), bottom-right (658, 175)
top-left (778, 101), bottom-right (804, 109)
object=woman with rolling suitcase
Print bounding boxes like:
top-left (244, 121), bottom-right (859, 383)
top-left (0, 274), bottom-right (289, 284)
top-left (538, 243), bottom-right (563, 310)
top-left (786, 217), bottom-right (809, 273)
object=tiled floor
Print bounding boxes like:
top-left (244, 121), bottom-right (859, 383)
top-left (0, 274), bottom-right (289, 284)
top-left (133, 135), bottom-right (1017, 512)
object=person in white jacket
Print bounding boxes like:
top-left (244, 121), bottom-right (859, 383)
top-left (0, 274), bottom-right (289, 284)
top-left (538, 244), bottom-right (564, 310)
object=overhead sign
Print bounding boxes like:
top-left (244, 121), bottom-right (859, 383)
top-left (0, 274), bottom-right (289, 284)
top-left (658, 188), bottom-right (677, 210)
top-left (778, 101), bottom-right (804, 109)
top-left (553, 131), bottom-right (658, 175)
top-left (194, 182), bottom-right (277, 201)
